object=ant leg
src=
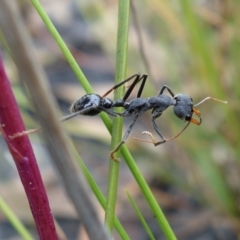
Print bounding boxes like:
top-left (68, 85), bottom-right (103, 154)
top-left (134, 115), bottom-right (166, 146)
top-left (10, 106), bottom-right (100, 139)
top-left (102, 73), bottom-right (141, 98)
top-left (60, 106), bottom-right (101, 122)
top-left (122, 74), bottom-right (141, 101)
top-left (135, 121), bottom-right (191, 146)
top-left (123, 74), bottom-right (148, 101)
top-left (150, 121), bottom-right (191, 145)
top-left (151, 117), bottom-right (166, 145)
top-left (158, 85), bottom-right (175, 97)
top-left (60, 110), bottom-right (87, 122)
top-left (110, 114), bottom-right (140, 161)
top-left (136, 74), bottom-right (148, 98)
top-left (97, 106), bottom-right (120, 117)
top-left (104, 73), bottom-right (148, 102)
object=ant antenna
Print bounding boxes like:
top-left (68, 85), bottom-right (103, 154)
top-left (194, 97), bottom-right (227, 107)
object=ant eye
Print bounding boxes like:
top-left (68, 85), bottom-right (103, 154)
top-left (185, 115), bottom-right (191, 121)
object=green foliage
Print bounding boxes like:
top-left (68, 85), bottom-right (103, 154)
top-left (0, 197), bottom-right (34, 240)
top-left (126, 190), bottom-right (156, 240)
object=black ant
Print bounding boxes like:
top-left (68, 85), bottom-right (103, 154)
top-left (10, 73), bottom-right (227, 162)
top-left (108, 74), bottom-right (227, 160)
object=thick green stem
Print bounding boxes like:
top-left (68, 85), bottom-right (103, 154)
top-left (105, 0), bottom-right (130, 232)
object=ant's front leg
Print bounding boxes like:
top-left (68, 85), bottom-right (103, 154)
top-left (97, 106), bottom-right (121, 117)
top-left (10, 105), bottom-right (104, 139)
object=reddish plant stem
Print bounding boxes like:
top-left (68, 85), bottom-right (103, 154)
top-left (0, 54), bottom-right (58, 240)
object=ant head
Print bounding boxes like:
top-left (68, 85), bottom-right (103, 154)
top-left (173, 94), bottom-right (202, 125)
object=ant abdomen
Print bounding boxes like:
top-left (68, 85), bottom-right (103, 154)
top-left (70, 94), bottom-right (102, 116)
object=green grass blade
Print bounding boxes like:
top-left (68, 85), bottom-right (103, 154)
top-left (70, 143), bottom-right (130, 239)
top-left (121, 146), bottom-right (177, 240)
top-left (125, 190), bottom-right (156, 240)
top-left (0, 196), bottom-right (34, 240)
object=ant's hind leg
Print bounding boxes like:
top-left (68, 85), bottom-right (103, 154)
top-left (97, 106), bottom-right (120, 117)
top-left (123, 74), bottom-right (148, 101)
top-left (158, 85), bottom-right (175, 97)
top-left (10, 106), bottom-right (99, 139)
top-left (102, 73), bottom-right (140, 98)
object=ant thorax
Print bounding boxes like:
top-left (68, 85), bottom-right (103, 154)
top-left (150, 95), bottom-right (176, 111)
top-left (149, 95), bottom-right (176, 119)
top-left (121, 98), bottom-right (152, 116)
